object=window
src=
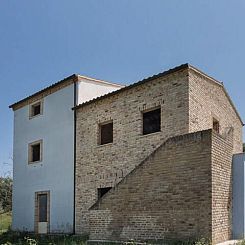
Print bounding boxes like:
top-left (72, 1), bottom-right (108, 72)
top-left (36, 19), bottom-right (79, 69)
top-left (99, 121), bottom-right (113, 145)
top-left (35, 191), bottom-right (50, 233)
top-left (29, 140), bottom-right (42, 163)
top-left (98, 187), bottom-right (112, 199)
top-left (38, 194), bottom-right (48, 222)
top-left (30, 101), bottom-right (43, 119)
top-left (143, 108), bottom-right (161, 135)
top-left (213, 118), bottom-right (220, 133)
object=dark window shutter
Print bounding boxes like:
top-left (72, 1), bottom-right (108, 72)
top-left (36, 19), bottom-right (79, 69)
top-left (33, 104), bottom-right (41, 116)
top-left (100, 122), bottom-right (113, 145)
top-left (143, 108), bottom-right (161, 135)
top-left (32, 144), bottom-right (40, 162)
top-left (38, 194), bottom-right (47, 222)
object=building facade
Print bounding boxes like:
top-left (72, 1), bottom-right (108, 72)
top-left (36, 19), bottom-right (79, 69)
top-left (10, 75), bottom-right (122, 233)
top-left (10, 64), bottom-right (243, 244)
top-left (74, 64), bottom-right (243, 244)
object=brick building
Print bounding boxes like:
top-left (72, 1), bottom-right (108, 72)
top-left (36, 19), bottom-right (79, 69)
top-left (74, 64), bottom-right (243, 244)
top-left (10, 64), bottom-right (243, 244)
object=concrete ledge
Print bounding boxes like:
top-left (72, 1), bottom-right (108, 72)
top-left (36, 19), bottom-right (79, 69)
top-left (216, 240), bottom-right (241, 245)
top-left (87, 240), bottom-right (148, 245)
top-left (88, 239), bottom-right (242, 245)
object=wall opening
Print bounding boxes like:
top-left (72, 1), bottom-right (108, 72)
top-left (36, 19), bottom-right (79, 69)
top-left (99, 121), bottom-right (113, 145)
top-left (143, 107), bottom-right (161, 135)
top-left (98, 187), bottom-right (112, 199)
top-left (213, 118), bottom-right (220, 133)
top-left (29, 101), bottom-right (43, 119)
top-left (28, 140), bottom-right (42, 163)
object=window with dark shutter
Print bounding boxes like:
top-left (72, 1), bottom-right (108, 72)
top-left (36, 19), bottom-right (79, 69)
top-left (33, 104), bottom-right (41, 116)
top-left (143, 108), bottom-right (161, 135)
top-left (32, 144), bottom-right (41, 162)
top-left (38, 194), bottom-right (47, 222)
top-left (98, 187), bottom-right (112, 199)
top-left (30, 101), bottom-right (43, 118)
top-left (213, 118), bottom-right (220, 133)
top-left (99, 121), bottom-right (113, 145)
top-left (28, 140), bottom-right (42, 163)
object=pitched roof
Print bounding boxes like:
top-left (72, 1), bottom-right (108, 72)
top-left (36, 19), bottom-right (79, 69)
top-left (73, 63), bottom-right (189, 110)
top-left (73, 63), bottom-right (243, 125)
top-left (9, 74), bottom-right (123, 110)
top-left (9, 74), bottom-right (77, 109)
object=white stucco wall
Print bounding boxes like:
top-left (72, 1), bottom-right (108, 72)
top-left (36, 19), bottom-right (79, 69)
top-left (233, 153), bottom-right (245, 239)
top-left (12, 84), bottom-right (75, 233)
top-left (12, 77), bottom-right (123, 233)
top-left (77, 78), bottom-right (123, 105)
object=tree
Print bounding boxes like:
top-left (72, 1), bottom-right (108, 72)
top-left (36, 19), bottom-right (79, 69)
top-left (0, 177), bottom-right (13, 212)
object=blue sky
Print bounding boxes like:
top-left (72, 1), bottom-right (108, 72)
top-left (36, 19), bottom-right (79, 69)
top-left (1, 0), bottom-right (245, 176)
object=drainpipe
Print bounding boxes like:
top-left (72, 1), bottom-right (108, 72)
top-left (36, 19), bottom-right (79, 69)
top-left (73, 77), bottom-right (78, 235)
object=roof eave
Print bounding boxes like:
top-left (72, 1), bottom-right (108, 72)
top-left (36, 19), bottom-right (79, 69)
top-left (73, 63), bottom-right (189, 110)
top-left (9, 74), bottom-right (78, 110)
top-left (188, 66), bottom-right (244, 126)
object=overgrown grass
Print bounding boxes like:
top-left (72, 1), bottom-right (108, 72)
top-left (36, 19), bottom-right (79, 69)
top-left (0, 232), bottom-right (212, 245)
top-left (0, 213), bottom-right (213, 245)
top-left (0, 212), bottom-right (12, 234)
top-left (0, 230), bottom-right (88, 245)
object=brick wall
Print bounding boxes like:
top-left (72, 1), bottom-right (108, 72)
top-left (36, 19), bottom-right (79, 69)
top-left (75, 69), bottom-right (190, 233)
top-left (89, 130), bottom-right (213, 242)
top-left (211, 129), bottom-right (234, 243)
top-left (188, 69), bottom-right (242, 154)
top-left (75, 65), bottom-right (242, 241)
top-left (89, 129), bottom-right (234, 243)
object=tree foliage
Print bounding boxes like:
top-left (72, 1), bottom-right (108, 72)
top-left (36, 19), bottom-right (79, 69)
top-left (0, 177), bottom-right (12, 213)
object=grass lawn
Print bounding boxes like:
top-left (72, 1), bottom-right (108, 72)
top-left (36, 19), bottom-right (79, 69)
top-left (0, 213), bottom-right (88, 244)
top-left (0, 212), bottom-right (12, 234)
top-left (0, 231), bottom-right (88, 244)
top-left (0, 213), bottom-right (214, 245)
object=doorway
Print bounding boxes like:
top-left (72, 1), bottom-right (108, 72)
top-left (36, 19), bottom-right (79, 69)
top-left (35, 191), bottom-right (50, 234)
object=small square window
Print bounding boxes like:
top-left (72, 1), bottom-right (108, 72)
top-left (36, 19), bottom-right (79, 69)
top-left (98, 187), bottom-right (112, 199)
top-left (143, 108), bottom-right (161, 135)
top-left (30, 101), bottom-right (43, 119)
top-left (99, 121), bottom-right (113, 145)
top-left (29, 140), bottom-right (42, 163)
top-left (213, 118), bottom-right (220, 133)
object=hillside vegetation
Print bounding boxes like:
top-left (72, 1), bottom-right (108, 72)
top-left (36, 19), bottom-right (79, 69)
top-left (0, 211), bottom-right (11, 234)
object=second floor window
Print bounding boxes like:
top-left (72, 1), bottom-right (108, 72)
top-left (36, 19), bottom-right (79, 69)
top-left (99, 121), bottom-right (113, 145)
top-left (28, 140), bottom-right (42, 163)
top-left (143, 107), bottom-right (161, 135)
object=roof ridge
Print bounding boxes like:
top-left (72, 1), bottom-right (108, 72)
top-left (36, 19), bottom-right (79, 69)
top-left (9, 73), bottom-right (123, 110)
top-left (77, 74), bottom-right (123, 87)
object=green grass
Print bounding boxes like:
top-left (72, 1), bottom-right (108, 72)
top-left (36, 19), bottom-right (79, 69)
top-left (0, 230), bottom-right (88, 245)
top-left (0, 212), bottom-right (12, 234)
top-left (0, 213), bottom-right (211, 245)
top-left (0, 213), bottom-right (88, 244)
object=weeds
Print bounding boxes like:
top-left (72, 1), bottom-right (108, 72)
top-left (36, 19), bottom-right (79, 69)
top-left (0, 230), bottom-right (88, 245)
